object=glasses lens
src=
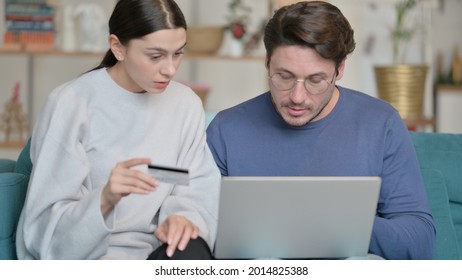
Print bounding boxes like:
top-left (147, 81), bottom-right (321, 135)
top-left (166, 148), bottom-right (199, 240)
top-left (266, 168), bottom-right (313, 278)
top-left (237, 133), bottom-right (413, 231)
top-left (270, 74), bottom-right (294, 91)
top-left (304, 79), bottom-right (329, 95)
top-left (270, 73), bottom-right (334, 95)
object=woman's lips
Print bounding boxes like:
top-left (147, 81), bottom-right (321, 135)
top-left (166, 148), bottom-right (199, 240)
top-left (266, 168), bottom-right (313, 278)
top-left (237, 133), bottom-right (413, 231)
top-left (154, 80), bottom-right (170, 88)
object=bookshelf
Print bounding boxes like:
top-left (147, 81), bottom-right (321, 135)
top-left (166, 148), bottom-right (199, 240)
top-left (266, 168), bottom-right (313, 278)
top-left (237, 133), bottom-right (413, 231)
top-left (3, 0), bottom-right (55, 51)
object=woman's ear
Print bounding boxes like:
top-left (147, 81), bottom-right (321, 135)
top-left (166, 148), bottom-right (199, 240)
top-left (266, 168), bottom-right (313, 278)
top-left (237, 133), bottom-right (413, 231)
top-left (109, 34), bottom-right (125, 61)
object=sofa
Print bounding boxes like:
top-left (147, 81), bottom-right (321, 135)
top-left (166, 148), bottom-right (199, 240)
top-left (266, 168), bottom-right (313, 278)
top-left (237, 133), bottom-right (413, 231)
top-left (1, 132), bottom-right (461, 259)
top-left (410, 132), bottom-right (462, 259)
top-left (0, 138), bottom-right (31, 259)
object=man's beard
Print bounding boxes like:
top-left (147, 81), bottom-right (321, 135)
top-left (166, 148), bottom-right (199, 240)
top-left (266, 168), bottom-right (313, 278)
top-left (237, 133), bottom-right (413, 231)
top-left (272, 98), bottom-right (330, 127)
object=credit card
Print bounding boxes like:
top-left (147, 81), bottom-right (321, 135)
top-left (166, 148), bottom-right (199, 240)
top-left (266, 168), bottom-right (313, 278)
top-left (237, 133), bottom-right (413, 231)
top-left (148, 164), bottom-right (189, 186)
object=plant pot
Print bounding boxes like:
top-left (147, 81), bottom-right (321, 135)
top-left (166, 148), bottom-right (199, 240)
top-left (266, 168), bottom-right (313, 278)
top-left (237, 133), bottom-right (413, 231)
top-left (374, 64), bottom-right (428, 120)
top-left (186, 26), bottom-right (225, 55)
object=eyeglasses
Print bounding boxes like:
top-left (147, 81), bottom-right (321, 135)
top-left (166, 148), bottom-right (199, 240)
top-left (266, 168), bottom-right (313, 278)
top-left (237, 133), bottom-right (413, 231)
top-left (269, 72), bottom-right (336, 95)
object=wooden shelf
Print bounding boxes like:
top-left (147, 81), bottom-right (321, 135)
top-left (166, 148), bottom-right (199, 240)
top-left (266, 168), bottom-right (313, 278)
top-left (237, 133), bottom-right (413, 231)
top-left (436, 84), bottom-right (462, 93)
top-left (185, 53), bottom-right (265, 61)
top-left (0, 48), bottom-right (265, 61)
top-left (0, 48), bottom-right (104, 57)
top-left (0, 140), bottom-right (26, 149)
top-left (404, 117), bottom-right (435, 131)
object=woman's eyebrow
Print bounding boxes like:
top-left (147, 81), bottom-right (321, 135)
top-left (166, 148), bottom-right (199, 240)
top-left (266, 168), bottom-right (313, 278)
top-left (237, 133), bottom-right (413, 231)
top-left (145, 42), bottom-right (187, 53)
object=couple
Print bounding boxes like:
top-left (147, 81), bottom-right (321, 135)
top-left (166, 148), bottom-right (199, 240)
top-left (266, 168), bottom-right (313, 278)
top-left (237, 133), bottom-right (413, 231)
top-left (16, 0), bottom-right (435, 260)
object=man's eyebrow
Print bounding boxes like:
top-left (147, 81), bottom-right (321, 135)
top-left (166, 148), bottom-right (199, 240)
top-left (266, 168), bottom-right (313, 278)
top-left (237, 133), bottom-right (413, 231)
top-left (274, 68), bottom-right (327, 78)
top-left (272, 67), bottom-right (293, 74)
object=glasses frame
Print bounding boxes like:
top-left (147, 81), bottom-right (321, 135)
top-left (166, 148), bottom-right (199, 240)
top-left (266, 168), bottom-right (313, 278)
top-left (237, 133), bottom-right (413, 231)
top-left (269, 71), bottom-right (337, 95)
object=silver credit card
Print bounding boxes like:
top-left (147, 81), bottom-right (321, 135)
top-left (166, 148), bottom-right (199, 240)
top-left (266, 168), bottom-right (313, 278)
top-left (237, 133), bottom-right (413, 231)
top-left (148, 164), bottom-right (189, 186)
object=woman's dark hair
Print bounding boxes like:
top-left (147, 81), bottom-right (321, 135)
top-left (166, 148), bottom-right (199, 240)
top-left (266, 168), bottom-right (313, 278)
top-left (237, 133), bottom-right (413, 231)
top-left (264, 1), bottom-right (355, 72)
top-left (91, 0), bottom-right (187, 71)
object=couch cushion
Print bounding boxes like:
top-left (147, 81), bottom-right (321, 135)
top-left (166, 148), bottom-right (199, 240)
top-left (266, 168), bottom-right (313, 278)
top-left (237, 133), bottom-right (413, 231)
top-left (0, 236), bottom-right (16, 260)
top-left (420, 168), bottom-right (460, 259)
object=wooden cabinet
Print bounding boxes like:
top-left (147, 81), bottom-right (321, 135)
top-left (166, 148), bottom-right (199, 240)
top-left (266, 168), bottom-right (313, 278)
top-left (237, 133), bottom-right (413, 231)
top-left (436, 85), bottom-right (462, 133)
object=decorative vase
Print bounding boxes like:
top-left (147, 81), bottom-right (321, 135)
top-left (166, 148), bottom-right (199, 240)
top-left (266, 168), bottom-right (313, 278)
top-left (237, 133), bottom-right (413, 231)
top-left (374, 64), bottom-right (428, 120)
top-left (228, 37), bottom-right (245, 57)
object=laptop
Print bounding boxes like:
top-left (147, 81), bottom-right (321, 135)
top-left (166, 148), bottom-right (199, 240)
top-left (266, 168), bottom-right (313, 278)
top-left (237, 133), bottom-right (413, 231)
top-left (214, 176), bottom-right (381, 259)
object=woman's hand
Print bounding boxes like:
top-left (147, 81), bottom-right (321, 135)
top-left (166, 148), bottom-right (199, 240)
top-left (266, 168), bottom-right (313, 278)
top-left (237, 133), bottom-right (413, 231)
top-left (101, 158), bottom-right (159, 216)
top-left (155, 214), bottom-right (199, 257)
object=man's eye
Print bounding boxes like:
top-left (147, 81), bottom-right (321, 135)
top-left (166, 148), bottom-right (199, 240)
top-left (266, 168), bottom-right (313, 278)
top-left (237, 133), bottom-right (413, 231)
top-left (309, 77), bottom-right (323, 84)
top-left (279, 73), bottom-right (294, 80)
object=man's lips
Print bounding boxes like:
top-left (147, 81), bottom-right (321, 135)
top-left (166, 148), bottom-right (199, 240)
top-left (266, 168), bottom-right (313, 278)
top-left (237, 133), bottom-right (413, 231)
top-left (287, 106), bottom-right (306, 116)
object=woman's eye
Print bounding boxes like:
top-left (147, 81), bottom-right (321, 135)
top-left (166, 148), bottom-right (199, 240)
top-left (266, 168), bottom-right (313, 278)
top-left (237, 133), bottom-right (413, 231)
top-left (174, 51), bottom-right (185, 57)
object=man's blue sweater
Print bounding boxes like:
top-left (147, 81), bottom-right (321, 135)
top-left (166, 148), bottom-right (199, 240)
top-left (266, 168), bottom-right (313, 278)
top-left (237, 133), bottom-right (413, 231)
top-left (206, 86), bottom-right (436, 259)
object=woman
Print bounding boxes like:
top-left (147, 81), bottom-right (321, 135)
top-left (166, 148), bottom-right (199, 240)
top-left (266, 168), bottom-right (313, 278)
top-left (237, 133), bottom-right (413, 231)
top-left (16, 0), bottom-right (220, 260)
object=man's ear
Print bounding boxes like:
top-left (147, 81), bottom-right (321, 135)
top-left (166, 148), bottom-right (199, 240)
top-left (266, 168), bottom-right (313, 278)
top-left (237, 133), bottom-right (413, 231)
top-left (336, 60), bottom-right (346, 81)
top-left (265, 55), bottom-right (270, 70)
top-left (109, 34), bottom-right (125, 61)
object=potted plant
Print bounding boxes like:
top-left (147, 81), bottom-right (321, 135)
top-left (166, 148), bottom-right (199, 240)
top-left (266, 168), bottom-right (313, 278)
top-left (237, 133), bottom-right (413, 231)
top-left (391, 0), bottom-right (420, 64)
top-left (225, 0), bottom-right (252, 56)
top-left (374, 0), bottom-right (428, 122)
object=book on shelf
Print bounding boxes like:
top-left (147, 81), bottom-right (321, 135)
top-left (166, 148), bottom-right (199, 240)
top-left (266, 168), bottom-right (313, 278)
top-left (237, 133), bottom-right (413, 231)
top-left (6, 19), bottom-right (53, 31)
top-left (3, 0), bottom-right (55, 51)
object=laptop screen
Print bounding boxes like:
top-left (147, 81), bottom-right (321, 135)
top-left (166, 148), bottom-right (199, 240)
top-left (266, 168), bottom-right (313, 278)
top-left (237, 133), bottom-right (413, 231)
top-left (214, 176), bottom-right (381, 259)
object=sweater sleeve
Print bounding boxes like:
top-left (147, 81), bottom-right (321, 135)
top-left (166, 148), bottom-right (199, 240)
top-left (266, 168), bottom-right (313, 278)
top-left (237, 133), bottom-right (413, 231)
top-left (158, 99), bottom-right (221, 251)
top-left (368, 114), bottom-right (436, 259)
top-left (16, 88), bottom-right (113, 259)
top-left (206, 112), bottom-right (229, 176)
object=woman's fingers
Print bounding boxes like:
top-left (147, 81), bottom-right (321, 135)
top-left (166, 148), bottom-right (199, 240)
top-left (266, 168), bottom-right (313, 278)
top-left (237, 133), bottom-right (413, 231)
top-left (101, 158), bottom-right (160, 214)
top-left (155, 215), bottom-right (199, 257)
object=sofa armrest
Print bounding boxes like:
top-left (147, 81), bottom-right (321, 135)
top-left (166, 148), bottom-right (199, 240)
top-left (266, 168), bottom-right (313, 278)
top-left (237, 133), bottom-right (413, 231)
top-left (0, 159), bottom-right (16, 173)
top-left (0, 173), bottom-right (29, 260)
top-left (420, 168), bottom-right (461, 259)
top-left (410, 131), bottom-right (462, 259)
top-left (14, 138), bottom-right (32, 177)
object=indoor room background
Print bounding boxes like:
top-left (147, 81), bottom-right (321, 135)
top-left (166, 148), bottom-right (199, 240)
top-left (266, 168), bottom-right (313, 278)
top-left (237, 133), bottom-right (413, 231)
top-left (0, 0), bottom-right (461, 159)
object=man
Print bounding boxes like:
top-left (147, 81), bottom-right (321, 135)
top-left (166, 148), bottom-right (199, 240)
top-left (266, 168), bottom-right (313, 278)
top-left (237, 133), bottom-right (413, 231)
top-left (206, 1), bottom-right (435, 259)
